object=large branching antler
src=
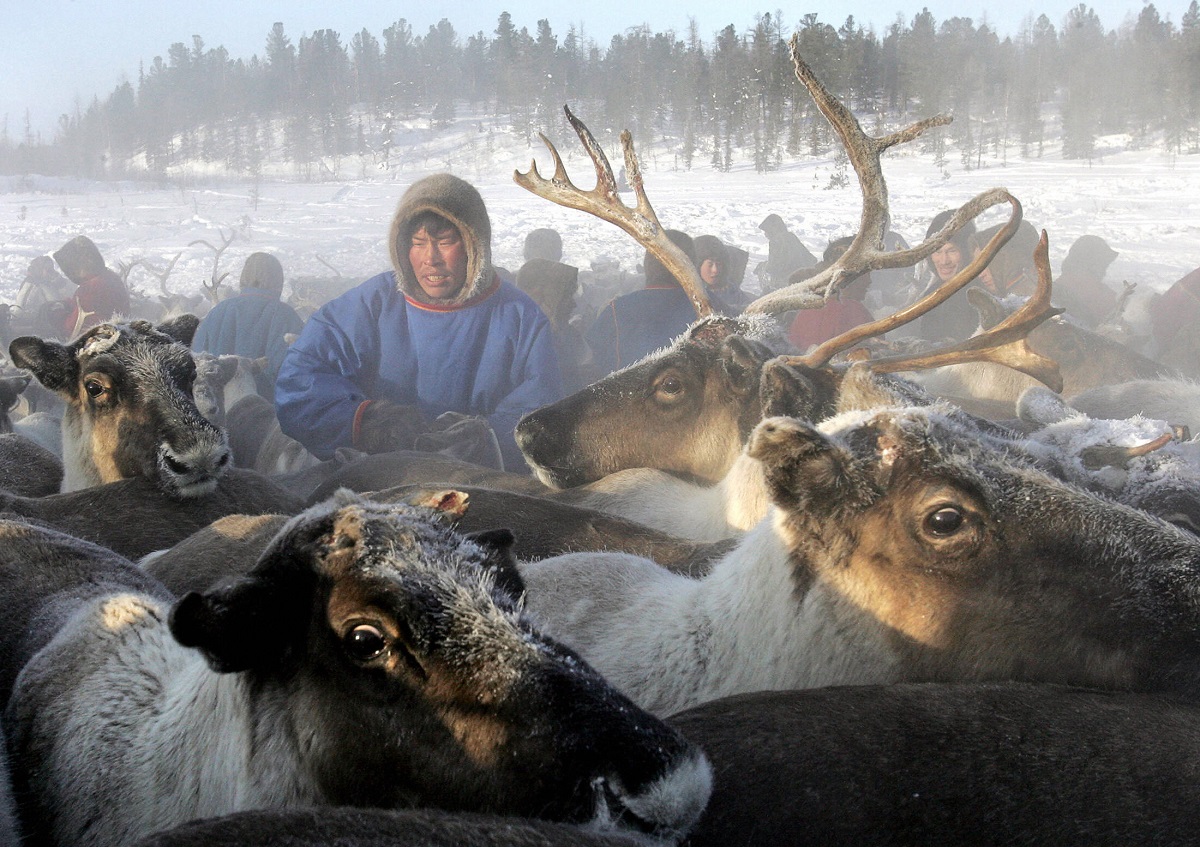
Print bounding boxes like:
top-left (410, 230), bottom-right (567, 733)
top-left (514, 105), bottom-right (712, 318)
top-left (781, 229), bottom-right (1065, 392)
top-left (858, 231), bottom-right (1065, 391)
top-left (797, 193), bottom-right (1022, 369)
top-left (745, 34), bottom-right (1014, 316)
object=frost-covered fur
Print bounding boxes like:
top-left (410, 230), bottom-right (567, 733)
top-left (1016, 386), bottom-right (1200, 532)
top-left (5, 495), bottom-right (711, 847)
top-left (1069, 378), bottom-right (1200, 434)
top-left (521, 408), bottom-right (1200, 716)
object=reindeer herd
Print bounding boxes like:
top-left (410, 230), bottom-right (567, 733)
top-left (2, 35), bottom-right (1200, 847)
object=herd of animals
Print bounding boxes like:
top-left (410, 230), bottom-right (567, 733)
top-left (6, 52), bottom-right (1200, 847)
top-left (2, 224), bottom-right (1200, 846)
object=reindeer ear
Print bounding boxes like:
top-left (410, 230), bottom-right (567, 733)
top-left (758, 357), bottom-right (825, 419)
top-left (157, 313), bottom-right (200, 346)
top-left (169, 577), bottom-right (297, 673)
top-left (215, 355), bottom-right (241, 386)
top-left (170, 508), bottom-right (327, 673)
top-left (719, 336), bottom-right (771, 397)
top-left (967, 288), bottom-right (1009, 331)
top-left (465, 528), bottom-right (524, 599)
top-left (8, 336), bottom-right (78, 394)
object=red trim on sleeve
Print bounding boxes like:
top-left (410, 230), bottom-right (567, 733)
top-left (351, 400), bottom-right (372, 448)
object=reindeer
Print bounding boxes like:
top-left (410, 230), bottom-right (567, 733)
top-left (134, 807), bottom-right (641, 847)
top-left (190, 353), bottom-right (262, 429)
top-left (7, 317), bottom-right (232, 498)
top-left (668, 684), bottom-right (1200, 846)
top-left (908, 287), bottom-right (1172, 418)
top-left (0, 467), bottom-right (303, 560)
top-left (519, 405), bottom-right (1200, 717)
top-left (1, 495), bottom-right (711, 847)
top-left (513, 38), bottom-right (1061, 492)
top-left (142, 484), bottom-right (733, 599)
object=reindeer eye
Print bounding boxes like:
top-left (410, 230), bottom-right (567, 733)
top-left (657, 376), bottom-right (684, 397)
top-left (84, 380), bottom-right (106, 398)
top-left (925, 506), bottom-right (965, 536)
top-left (344, 624), bottom-right (387, 661)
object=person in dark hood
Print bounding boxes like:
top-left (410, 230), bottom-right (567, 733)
top-left (49, 235), bottom-right (131, 339)
top-left (516, 229), bottom-right (591, 393)
top-left (1053, 234), bottom-right (1120, 329)
top-left (756, 213), bottom-right (818, 293)
top-left (275, 173), bottom-right (562, 472)
top-left (694, 234), bottom-right (752, 311)
top-left (913, 209), bottom-right (977, 343)
top-left (191, 252), bottom-right (305, 402)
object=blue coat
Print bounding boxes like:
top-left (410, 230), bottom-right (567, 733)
top-left (192, 290), bottom-right (305, 399)
top-left (585, 285), bottom-right (700, 375)
top-left (275, 271), bottom-right (562, 471)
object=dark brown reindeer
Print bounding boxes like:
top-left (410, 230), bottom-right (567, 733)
top-left (513, 39), bottom-right (1061, 489)
top-left (143, 485), bottom-right (733, 598)
top-left (0, 495), bottom-right (711, 847)
top-left (0, 466), bottom-right (304, 560)
top-left (8, 317), bottom-right (232, 498)
top-left (668, 684), bottom-right (1200, 847)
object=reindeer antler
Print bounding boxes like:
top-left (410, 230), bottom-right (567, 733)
top-left (514, 105), bottom-right (712, 318)
top-left (190, 228), bottom-right (236, 305)
top-left (745, 35), bottom-right (1014, 315)
top-left (856, 231), bottom-right (1065, 391)
top-left (140, 251), bottom-right (184, 297)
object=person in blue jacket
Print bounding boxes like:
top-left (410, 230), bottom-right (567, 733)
top-left (584, 230), bottom-right (704, 377)
top-left (275, 173), bottom-right (562, 472)
top-left (191, 251), bottom-right (304, 401)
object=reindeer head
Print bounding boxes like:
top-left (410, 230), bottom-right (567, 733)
top-left (9, 316), bottom-right (231, 498)
top-left (748, 407), bottom-right (1200, 697)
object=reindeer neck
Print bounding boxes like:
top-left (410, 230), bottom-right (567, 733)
top-left (14, 592), bottom-right (316, 847)
top-left (59, 407), bottom-right (105, 492)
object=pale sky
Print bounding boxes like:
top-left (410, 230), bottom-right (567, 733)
top-left (3, 0), bottom-right (1184, 139)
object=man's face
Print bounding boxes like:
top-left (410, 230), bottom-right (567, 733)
top-left (409, 224), bottom-right (468, 300)
top-left (931, 242), bottom-right (963, 282)
top-left (700, 258), bottom-right (722, 286)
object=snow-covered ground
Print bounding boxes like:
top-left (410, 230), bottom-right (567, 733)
top-left (2, 112), bottom-right (1198, 318)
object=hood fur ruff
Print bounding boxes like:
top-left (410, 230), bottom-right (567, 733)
top-left (388, 173), bottom-right (495, 308)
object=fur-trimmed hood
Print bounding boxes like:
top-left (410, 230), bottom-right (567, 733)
top-left (388, 174), bottom-right (494, 308)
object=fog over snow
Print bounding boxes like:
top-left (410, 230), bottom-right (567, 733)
top-left (2, 108), bottom-right (1198, 327)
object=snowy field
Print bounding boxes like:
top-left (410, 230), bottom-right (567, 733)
top-left (2, 113), bottom-right (1199, 322)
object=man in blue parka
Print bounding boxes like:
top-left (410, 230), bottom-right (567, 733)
top-left (191, 251), bottom-right (305, 401)
top-left (584, 229), bottom-right (706, 378)
top-left (275, 173), bottom-right (562, 472)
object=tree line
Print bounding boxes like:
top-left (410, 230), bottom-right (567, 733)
top-left (3, 3), bottom-right (1199, 180)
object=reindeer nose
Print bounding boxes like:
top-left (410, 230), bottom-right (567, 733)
top-left (514, 413), bottom-right (545, 452)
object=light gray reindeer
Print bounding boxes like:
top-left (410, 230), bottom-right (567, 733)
top-left (519, 405), bottom-right (1200, 716)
